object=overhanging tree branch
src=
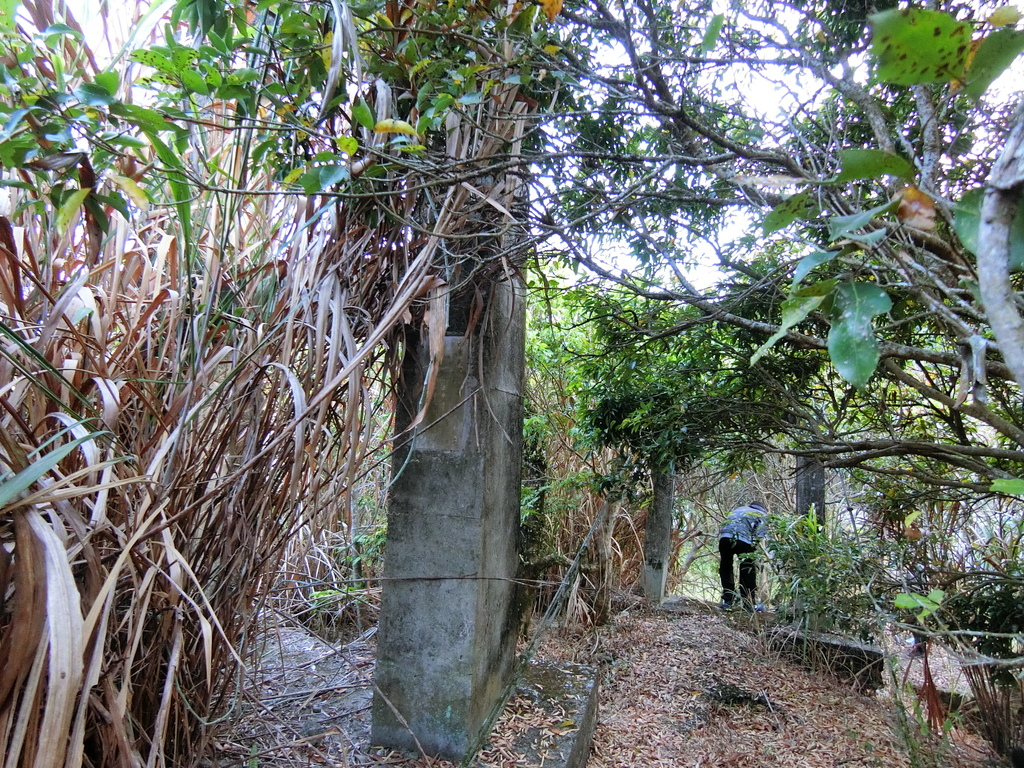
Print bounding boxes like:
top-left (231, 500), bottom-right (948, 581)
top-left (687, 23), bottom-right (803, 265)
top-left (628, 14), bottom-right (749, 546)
top-left (978, 103), bottom-right (1024, 393)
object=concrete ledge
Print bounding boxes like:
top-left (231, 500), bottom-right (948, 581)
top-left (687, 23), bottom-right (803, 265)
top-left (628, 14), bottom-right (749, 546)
top-left (474, 661), bottom-right (599, 768)
top-left (768, 625), bottom-right (884, 690)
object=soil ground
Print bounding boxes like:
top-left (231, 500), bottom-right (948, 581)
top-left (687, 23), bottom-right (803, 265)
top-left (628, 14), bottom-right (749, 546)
top-left (218, 597), bottom-right (1002, 768)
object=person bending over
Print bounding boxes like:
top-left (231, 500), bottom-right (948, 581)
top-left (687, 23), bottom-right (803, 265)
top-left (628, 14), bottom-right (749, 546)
top-left (719, 502), bottom-right (767, 610)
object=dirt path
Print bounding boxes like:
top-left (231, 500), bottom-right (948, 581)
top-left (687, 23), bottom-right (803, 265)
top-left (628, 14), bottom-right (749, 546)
top-left (220, 599), bottom-right (998, 767)
top-left (537, 599), bottom-right (994, 768)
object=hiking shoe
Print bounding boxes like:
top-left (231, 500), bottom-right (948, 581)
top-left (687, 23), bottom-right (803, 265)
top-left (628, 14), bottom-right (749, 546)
top-left (719, 598), bottom-right (734, 610)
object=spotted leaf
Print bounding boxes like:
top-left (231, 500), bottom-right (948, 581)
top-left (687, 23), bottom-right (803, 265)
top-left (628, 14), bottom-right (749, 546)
top-left (870, 8), bottom-right (971, 85)
top-left (130, 49), bottom-right (179, 75)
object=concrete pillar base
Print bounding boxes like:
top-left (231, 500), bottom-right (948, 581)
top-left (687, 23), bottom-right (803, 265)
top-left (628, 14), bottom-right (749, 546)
top-left (371, 277), bottom-right (526, 762)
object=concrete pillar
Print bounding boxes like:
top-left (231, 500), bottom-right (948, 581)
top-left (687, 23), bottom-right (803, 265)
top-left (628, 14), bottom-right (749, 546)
top-left (371, 276), bottom-right (525, 761)
top-left (642, 471), bottom-right (674, 604)
top-left (795, 455), bottom-right (826, 526)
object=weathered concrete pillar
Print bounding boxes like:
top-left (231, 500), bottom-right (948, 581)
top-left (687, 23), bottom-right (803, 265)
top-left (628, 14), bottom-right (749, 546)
top-left (371, 276), bottom-right (525, 761)
top-left (795, 455), bottom-right (826, 526)
top-left (642, 471), bottom-right (674, 604)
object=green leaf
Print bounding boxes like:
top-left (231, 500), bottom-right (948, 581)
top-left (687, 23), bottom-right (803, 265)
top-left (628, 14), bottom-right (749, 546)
top-left (217, 83), bottom-right (253, 102)
top-left (828, 200), bottom-right (896, 241)
top-left (351, 100), bottom-right (375, 131)
top-left (835, 149), bottom-right (915, 183)
top-left (107, 135), bottom-right (146, 150)
top-left (298, 165), bottom-right (349, 194)
top-left (894, 593), bottom-right (921, 611)
top-left (762, 192), bottom-right (813, 234)
top-left (177, 0), bottom-right (227, 37)
top-left (139, 126), bottom-right (191, 244)
top-left (954, 188), bottom-right (1024, 270)
top-left (870, 8), bottom-right (971, 85)
top-left (751, 288), bottom-right (831, 364)
top-left (74, 82), bottom-right (116, 107)
top-left (700, 14), bottom-right (725, 55)
top-left (0, 107), bottom-right (31, 141)
top-left (793, 251), bottom-right (838, 285)
top-left (83, 195), bottom-right (110, 233)
top-left (41, 22), bottom-right (79, 37)
top-left (180, 69), bottom-right (210, 95)
top-left (231, 67), bottom-right (261, 84)
top-left (954, 188), bottom-right (983, 253)
top-left (172, 46), bottom-right (200, 71)
top-left (109, 175), bottom-right (149, 212)
top-left (56, 187), bottom-right (92, 233)
top-left (849, 228), bottom-right (889, 246)
top-left (208, 29), bottom-right (228, 53)
top-left (94, 71), bottom-right (120, 96)
top-left (0, 431), bottom-right (101, 508)
top-left (990, 478), bottom-right (1024, 495)
top-left (895, 590), bottom-right (944, 620)
top-left (433, 93), bottom-right (454, 112)
top-left (93, 191), bottom-right (131, 222)
top-left (111, 102), bottom-right (173, 133)
top-left (142, 129), bottom-right (184, 170)
top-left (840, 281), bottom-right (892, 319)
top-left (130, 49), bottom-right (179, 75)
top-left (827, 282), bottom-right (892, 389)
top-left (337, 136), bottom-right (358, 156)
top-left (0, 0), bottom-right (20, 30)
top-left (964, 29), bottom-right (1024, 100)
top-left (139, 73), bottom-right (179, 87)
top-left (416, 113), bottom-right (434, 135)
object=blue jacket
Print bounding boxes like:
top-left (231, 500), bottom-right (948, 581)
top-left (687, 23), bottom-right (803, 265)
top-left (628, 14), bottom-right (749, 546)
top-left (720, 505), bottom-right (767, 545)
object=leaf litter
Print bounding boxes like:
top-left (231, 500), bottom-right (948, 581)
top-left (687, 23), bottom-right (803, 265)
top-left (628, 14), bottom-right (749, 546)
top-left (222, 596), bottom-right (998, 767)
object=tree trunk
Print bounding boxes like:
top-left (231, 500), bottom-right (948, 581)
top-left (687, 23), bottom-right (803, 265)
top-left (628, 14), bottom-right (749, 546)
top-left (590, 501), bottom-right (616, 625)
top-left (643, 471), bottom-right (675, 604)
top-left (979, 103), bottom-right (1024, 393)
top-left (795, 455), bottom-right (826, 526)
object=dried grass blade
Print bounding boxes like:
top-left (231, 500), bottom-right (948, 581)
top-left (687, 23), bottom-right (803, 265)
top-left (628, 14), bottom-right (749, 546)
top-left (2, 609), bottom-right (49, 768)
top-left (23, 508), bottom-right (84, 768)
top-left (0, 512), bottom-right (46, 718)
top-left (158, 528), bottom-right (245, 669)
top-left (267, 361), bottom-right (310, 495)
top-left (10, 472), bottom-right (144, 511)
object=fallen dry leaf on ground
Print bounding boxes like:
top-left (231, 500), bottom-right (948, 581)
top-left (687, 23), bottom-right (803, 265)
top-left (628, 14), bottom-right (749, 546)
top-left (224, 596), bottom-right (997, 768)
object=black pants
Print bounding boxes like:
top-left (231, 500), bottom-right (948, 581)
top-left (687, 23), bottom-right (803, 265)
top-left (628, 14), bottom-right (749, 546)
top-left (719, 537), bottom-right (757, 603)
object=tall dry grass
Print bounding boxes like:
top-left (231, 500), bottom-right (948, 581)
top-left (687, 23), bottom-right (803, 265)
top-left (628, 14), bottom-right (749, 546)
top-left (0, 126), bottom-right (431, 767)
top-left (0, 1), bottom-right (539, 766)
